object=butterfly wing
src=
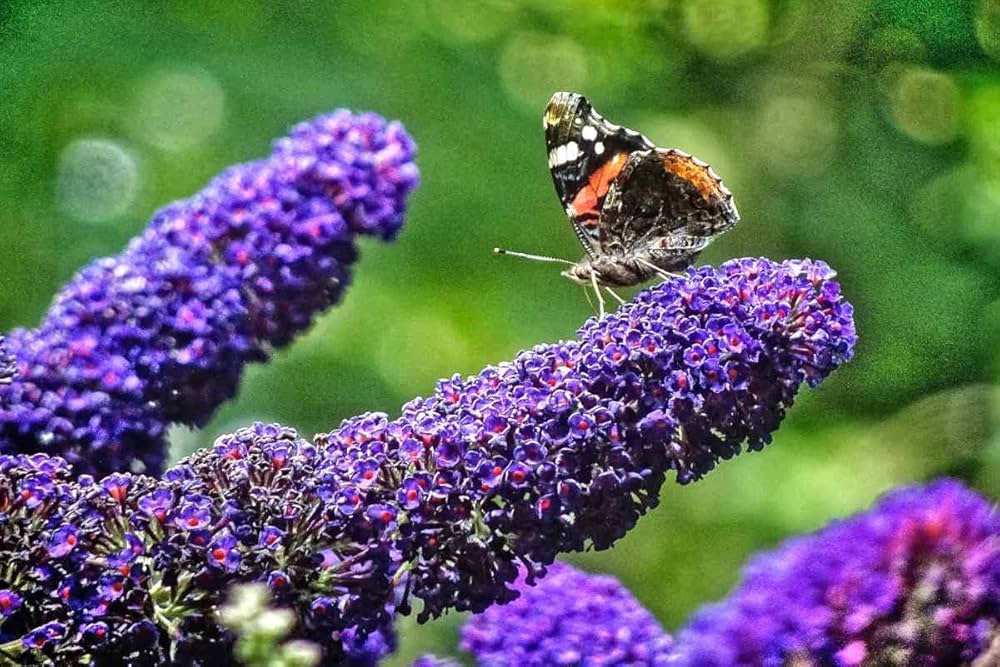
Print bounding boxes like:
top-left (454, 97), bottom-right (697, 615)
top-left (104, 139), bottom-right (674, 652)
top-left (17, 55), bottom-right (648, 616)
top-left (600, 148), bottom-right (740, 270)
top-left (544, 92), bottom-right (653, 257)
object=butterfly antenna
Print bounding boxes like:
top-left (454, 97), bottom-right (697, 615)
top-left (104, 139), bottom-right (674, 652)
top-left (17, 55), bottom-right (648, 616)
top-left (494, 247), bottom-right (576, 266)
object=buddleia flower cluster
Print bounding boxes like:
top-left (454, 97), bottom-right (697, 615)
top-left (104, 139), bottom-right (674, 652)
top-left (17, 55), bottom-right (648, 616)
top-left (418, 481), bottom-right (997, 666)
top-left (460, 562), bottom-right (674, 666)
top-left (0, 111), bottom-right (418, 478)
top-left (320, 257), bottom-right (856, 620)
top-left (673, 479), bottom-right (1000, 666)
top-left (0, 257), bottom-right (855, 663)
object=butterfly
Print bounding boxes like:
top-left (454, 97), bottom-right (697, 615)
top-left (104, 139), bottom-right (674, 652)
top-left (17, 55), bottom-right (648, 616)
top-left (498, 92), bottom-right (740, 312)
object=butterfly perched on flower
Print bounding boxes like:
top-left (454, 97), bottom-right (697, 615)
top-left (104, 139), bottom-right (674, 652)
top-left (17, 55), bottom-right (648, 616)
top-left (498, 92), bottom-right (740, 311)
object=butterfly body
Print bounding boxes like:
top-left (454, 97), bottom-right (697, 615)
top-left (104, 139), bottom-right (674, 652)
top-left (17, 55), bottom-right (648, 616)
top-left (544, 92), bottom-right (740, 288)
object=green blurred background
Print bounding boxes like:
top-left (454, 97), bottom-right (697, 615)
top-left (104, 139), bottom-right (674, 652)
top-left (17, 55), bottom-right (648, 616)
top-left (1, 1), bottom-right (998, 662)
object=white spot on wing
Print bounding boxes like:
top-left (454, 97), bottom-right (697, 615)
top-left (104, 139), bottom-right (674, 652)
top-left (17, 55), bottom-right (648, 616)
top-left (594, 141), bottom-right (605, 155)
top-left (581, 125), bottom-right (597, 141)
top-left (556, 144), bottom-right (567, 165)
top-left (565, 141), bottom-right (579, 162)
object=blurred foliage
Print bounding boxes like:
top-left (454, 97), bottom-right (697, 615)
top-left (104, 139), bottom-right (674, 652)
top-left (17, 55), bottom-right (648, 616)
top-left (0, 1), bottom-right (997, 664)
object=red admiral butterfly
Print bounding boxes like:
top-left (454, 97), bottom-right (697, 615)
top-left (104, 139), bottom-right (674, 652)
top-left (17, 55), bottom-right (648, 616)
top-left (498, 92), bottom-right (739, 310)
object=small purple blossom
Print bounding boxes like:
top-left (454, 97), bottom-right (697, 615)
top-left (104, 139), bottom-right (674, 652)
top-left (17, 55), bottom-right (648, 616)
top-left (81, 621), bottom-right (110, 645)
top-left (0, 110), bottom-right (418, 478)
top-left (207, 535), bottom-right (242, 572)
top-left (0, 426), bottom-right (398, 664)
top-left (0, 589), bottom-right (22, 617)
top-left (0, 258), bottom-right (854, 663)
top-left (46, 526), bottom-right (80, 559)
top-left (672, 480), bottom-right (1000, 666)
top-left (21, 621), bottom-right (66, 650)
top-left (460, 562), bottom-right (674, 666)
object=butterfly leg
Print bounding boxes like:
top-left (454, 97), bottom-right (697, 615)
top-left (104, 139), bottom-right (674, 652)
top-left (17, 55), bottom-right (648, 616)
top-left (635, 257), bottom-right (684, 282)
top-left (590, 269), bottom-right (606, 317)
top-left (583, 283), bottom-right (597, 313)
top-left (604, 287), bottom-right (626, 306)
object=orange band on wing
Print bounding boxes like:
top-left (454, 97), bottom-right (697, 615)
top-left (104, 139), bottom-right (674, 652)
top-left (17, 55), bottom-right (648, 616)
top-left (661, 151), bottom-right (727, 203)
top-left (568, 152), bottom-right (629, 220)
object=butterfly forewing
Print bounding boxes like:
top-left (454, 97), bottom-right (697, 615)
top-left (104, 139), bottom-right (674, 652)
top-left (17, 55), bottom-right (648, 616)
top-left (544, 92), bottom-right (653, 254)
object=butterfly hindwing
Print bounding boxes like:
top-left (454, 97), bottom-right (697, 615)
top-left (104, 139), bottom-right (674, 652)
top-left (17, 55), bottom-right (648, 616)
top-left (600, 148), bottom-right (739, 254)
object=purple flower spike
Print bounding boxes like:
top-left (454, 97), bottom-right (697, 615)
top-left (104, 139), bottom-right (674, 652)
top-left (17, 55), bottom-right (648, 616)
top-left (0, 110), bottom-right (418, 478)
top-left (672, 480), bottom-right (1000, 666)
top-left (461, 562), bottom-right (674, 666)
top-left (0, 258), bottom-right (854, 663)
top-left (318, 257), bottom-right (856, 619)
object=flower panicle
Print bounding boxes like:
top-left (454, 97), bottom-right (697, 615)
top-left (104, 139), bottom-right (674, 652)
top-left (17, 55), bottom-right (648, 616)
top-left (317, 257), bottom-right (856, 620)
top-left (424, 482), bottom-right (999, 667)
top-left (460, 562), bottom-right (674, 666)
top-left (0, 258), bottom-right (855, 662)
top-left (672, 480), bottom-right (1000, 666)
top-left (0, 426), bottom-right (397, 665)
top-left (0, 110), bottom-right (419, 478)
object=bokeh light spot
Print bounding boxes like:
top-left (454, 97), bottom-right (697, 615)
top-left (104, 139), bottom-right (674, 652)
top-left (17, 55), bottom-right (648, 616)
top-left (57, 138), bottom-right (139, 223)
top-left (910, 164), bottom-right (1000, 267)
top-left (976, 0), bottom-right (1000, 60)
top-left (966, 82), bottom-right (1000, 175)
top-left (682, 0), bottom-right (769, 61)
top-left (499, 32), bottom-right (588, 110)
top-left (752, 92), bottom-right (839, 176)
top-left (885, 65), bottom-right (959, 145)
top-left (427, 0), bottom-right (518, 43)
top-left (131, 65), bottom-right (225, 152)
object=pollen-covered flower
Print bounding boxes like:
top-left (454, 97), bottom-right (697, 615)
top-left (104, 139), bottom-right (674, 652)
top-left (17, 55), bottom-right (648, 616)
top-left (672, 480), bottom-right (1000, 666)
top-left (460, 562), bottom-right (674, 666)
top-left (0, 110), bottom-right (418, 478)
top-left (0, 258), bottom-right (855, 663)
